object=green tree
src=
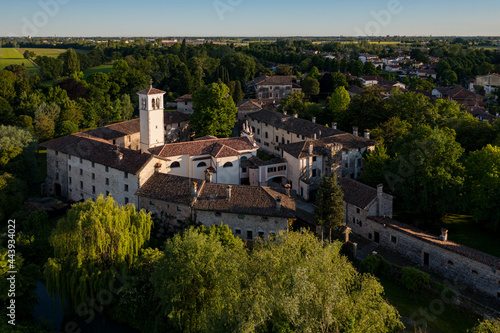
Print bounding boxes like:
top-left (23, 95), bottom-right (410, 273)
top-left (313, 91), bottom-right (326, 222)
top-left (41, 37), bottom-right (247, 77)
top-left (371, 117), bottom-right (412, 155)
top-left (0, 70), bottom-right (17, 102)
top-left (121, 94), bottom-right (134, 120)
top-left (61, 48), bottom-right (81, 77)
top-left (388, 125), bottom-right (465, 220)
top-left (220, 52), bottom-right (256, 84)
top-left (442, 69), bottom-right (458, 85)
top-left (231, 80), bottom-right (244, 104)
top-left (465, 145), bottom-right (500, 230)
top-left (55, 120), bottom-right (78, 137)
top-left (44, 195), bottom-right (153, 310)
top-left (276, 64), bottom-right (293, 76)
top-left (0, 97), bottom-right (15, 125)
top-left (152, 225), bottom-right (246, 333)
top-left (343, 86), bottom-right (391, 131)
top-left (315, 173), bottom-right (345, 241)
top-left (327, 86), bottom-right (350, 121)
top-left (468, 318), bottom-right (500, 333)
top-left (309, 66), bottom-right (320, 79)
top-left (331, 72), bottom-right (348, 90)
top-left (278, 91), bottom-right (307, 115)
top-left (301, 76), bottom-right (320, 98)
top-left (0, 173), bottom-right (26, 221)
top-left (190, 82), bottom-right (237, 138)
top-left (0, 125), bottom-right (38, 183)
top-left (23, 50), bottom-right (36, 60)
top-left (362, 144), bottom-right (391, 188)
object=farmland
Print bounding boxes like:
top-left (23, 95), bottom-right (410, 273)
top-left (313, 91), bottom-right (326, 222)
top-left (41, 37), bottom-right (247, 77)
top-left (83, 64), bottom-right (113, 79)
top-left (0, 47), bottom-right (38, 72)
top-left (17, 47), bottom-right (67, 58)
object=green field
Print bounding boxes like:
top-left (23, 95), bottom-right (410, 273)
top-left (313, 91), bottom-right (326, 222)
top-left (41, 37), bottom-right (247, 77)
top-left (83, 64), bottom-right (113, 79)
top-left (17, 47), bottom-right (67, 58)
top-left (0, 48), bottom-right (38, 72)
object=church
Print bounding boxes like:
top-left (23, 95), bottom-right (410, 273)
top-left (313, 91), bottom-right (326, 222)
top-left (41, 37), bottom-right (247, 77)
top-left (41, 84), bottom-right (296, 240)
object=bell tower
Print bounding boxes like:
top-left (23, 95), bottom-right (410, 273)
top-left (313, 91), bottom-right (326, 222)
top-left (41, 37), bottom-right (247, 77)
top-left (137, 80), bottom-right (166, 153)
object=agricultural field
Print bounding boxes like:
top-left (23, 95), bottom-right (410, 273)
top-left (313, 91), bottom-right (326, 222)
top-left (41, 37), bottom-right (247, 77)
top-left (17, 47), bottom-right (67, 58)
top-left (0, 47), bottom-right (38, 72)
top-left (83, 64), bottom-right (113, 79)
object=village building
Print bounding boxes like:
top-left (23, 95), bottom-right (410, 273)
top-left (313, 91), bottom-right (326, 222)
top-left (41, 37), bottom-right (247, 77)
top-left (245, 75), bottom-right (301, 100)
top-left (175, 94), bottom-right (194, 113)
top-left (474, 73), bottom-right (500, 96)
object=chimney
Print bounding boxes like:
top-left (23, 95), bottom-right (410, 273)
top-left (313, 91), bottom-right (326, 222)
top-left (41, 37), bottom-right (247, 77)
top-left (313, 133), bottom-right (317, 140)
top-left (312, 116), bottom-right (316, 123)
top-left (117, 151), bottom-right (124, 162)
top-left (332, 122), bottom-right (337, 129)
top-left (353, 127), bottom-right (358, 136)
top-left (318, 130), bottom-right (322, 137)
top-left (204, 168), bottom-right (213, 183)
top-left (154, 162), bottom-right (162, 173)
top-left (285, 184), bottom-right (291, 197)
top-left (226, 185), bottom-right (232, 200)
top-left (191, 181), bottom-right (198, 197)
top-left (377, 184), bottom-right (383, 216)
top-left (275, 196), bottom-right (282, 210)
top-left (293, 113), bottom-right (298, 118)
top-left (364, 129), bottom-right (370, 139)
top-left (308, 142), bottom-right (313, 154)
top-left (440, 228), bottom-right (448, 242)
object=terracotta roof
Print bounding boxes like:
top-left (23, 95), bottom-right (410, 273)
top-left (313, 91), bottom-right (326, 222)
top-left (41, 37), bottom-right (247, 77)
top-left (40, 133), bottom-right (153, 175)
top-left (280, 134), bottom-right (376, 159)
top-left (136, 173), bottom-right (296, 218)
top-left (195, 183), bottom-right (295, 218)
top-left (248, 109), bottom-right (344, 139)
top-left (135, 173), bottom-right (200, 206)
top-left (84, 119), bottom-right (140, 140)
top-left (369, 217), bottom-right (500, 270)
top-left (174, 94), bottom-right (192, 102)
top-left (194, 135), bottom-right (218, 141)
top-left (242, 156), bottom-right (287, 167)
top-left (340, 178), bottom-right (377, 209)
top-left (237, 99), bottom-right (263, 112)
top-left (137, 87), bottom-right (166, 95)
top-left (248, 75), bottom-right (293, 86)
top-left (164, 111), bottom-right (190, 124)
top-left (149, 137), bottom-right (256, 158)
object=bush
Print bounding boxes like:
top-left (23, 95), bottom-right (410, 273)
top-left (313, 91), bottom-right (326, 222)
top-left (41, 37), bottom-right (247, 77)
top-left (401, 267), bottom-right (430, 292)
top-left (360, 254), bottom-right (392, 277)
top-left (468, 318), bottom-right (500, 333)
top-left (433, 281), bottom-right (456, 300)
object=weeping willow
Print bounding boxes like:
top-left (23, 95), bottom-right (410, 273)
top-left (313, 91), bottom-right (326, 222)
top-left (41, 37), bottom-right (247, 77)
top-left (44, 195), bottom-right (152, 311)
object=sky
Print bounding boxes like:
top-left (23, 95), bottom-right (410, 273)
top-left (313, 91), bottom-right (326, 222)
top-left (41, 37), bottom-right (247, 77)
top-left (1, 0), bottom-right (499, 37)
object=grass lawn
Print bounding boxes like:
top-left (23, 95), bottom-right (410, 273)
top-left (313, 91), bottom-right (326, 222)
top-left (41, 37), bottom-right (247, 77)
top-left (83, 64), bottom-right (113, 80)
top-left (379, 277), bottom-right (480, 333)
top-left (17, 48), bottom-right (67, 58)
top-left (0, 48), bottom-right (38, 73)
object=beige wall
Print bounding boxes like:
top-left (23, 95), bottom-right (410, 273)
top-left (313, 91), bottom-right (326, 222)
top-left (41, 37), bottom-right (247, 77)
top-left (139, 196), bottom-right (191, 228)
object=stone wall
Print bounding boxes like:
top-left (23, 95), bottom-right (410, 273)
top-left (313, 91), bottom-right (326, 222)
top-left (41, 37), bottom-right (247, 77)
top-left (348, 217), bottom-right (500, 301)
top-left (195, 210), bottom-right (288, 241)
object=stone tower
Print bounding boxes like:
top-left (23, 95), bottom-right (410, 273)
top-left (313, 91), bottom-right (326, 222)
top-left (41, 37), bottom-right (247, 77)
top-left (137, 80), bottom-right (166, 153)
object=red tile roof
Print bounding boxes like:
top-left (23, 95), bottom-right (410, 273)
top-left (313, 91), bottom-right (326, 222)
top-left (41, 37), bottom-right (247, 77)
top-left (137, 87), bottom-right (166, 95)
top-left (149, 137), bottom-right (256, 158)
top-left (174, 94), bottom-right (192, 102)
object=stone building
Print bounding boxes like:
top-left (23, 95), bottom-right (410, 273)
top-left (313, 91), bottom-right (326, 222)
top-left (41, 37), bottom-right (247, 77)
top-left (245, 76), bottom-right (301, 100)
top-left (175, 94), bottom-right (193, 113)
top-left (136, 173), bottom-right (296, 240)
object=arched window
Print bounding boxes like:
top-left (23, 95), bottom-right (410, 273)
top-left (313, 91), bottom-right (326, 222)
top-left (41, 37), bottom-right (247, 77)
top-left (170, 161), bottom-right (180, 168)
top-left (223, 162), bottom-right (233, 168)
top-left (156, 97), bottom-right (161, 108)
top-left (447, 260), bottom-right (454, 266)
top-left (197, 162), bottom-right (207, 168)
top-left (241, 156), bottom-right (247, 161)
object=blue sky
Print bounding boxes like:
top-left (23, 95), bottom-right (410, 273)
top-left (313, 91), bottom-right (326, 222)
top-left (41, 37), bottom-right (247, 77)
top-left (1, 0), bottom-right (499, 37)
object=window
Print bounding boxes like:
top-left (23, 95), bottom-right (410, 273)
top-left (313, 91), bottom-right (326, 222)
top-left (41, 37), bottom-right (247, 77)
top-left (92, 186), bottom-right (95, 194)
top-left (258, 231), bottom-right (265, 239)
top-left (368, 233), bottom-right (372, 240)
top-left (69, 177), bottom-right (72, 185)
top-left (247, 230), bottom-right (253, 240)
top-left (55, 151), bottom-right (58, 156)
top-left (268, 167), bottom-right (277, 173)
top-left (261, 216), bottom-right (268, 221)
top-left (125, 197), bottom-right (129, 204)
top-left (56, 161), bottom-right (59, 168)
top-left (124, 172), bottom-right (128, 179)
top-left (80, 181), bottom-right (83, 190)
top-left (215, 212), bottom-right (222, 216)
top-left (270, 232), bottom-right (276, 241)
top-left (105, 166), bottom-right (109, 172)
top-left (278, 165), bottom-right (286, 171)
top-left (390, 235), bottom-right (397, 243)
top-left (150, 201), bottom-right (155, 206)
top-left (265, 132), bottom-right (268, 139)
top-left (223, 162), bottom-right (233, 168)
top-left (471, 270), bottom-right (479, 276)
top-left (312, 169), bottom-right (317, 177)
top-left (356, 208), bottom-right (361, 214)
top-left (447, 260), bottom-right (454, 266)
top-left (106, 191), bottom-right (109, 196)
top-left (242, 167), bottom-right (247, 173)
top-left (241, 156), bottom-right (247, 161)
top-left (302, 135), bottom-right (305, 140)
top-left (170, 161), bottom-right (180, 168)
top-left (92, 173), bottom-right (95, 180)
top-left (69, 165), bottom-right (71, 171)
top-left (124, 184), bottom-right (129, 192)
top-left (296, 134), bottom-right (300, 138)
top-left (276, 136), bottom-right (279, 143)
top-left (257, 128), bottom-right (260, 134)
top-left (287, 140), bottom-right (290, 144)
top-left (264, 142), bottom-right (269, 147)
top-left (312, 157), bottom-right (317, 162)
top-left (234, 228), bottom-right (241, 235)
top-left (69, 155), bottom-right (71, 160)
top-left (197, 162), bottom-right (207, 168)
top-left (112, 140), bottom-right (116, 145)
top-left (56, 172), bottom-right (59, 180)
top-left (80, 158), bottom-right (83, 164)
top-left (106, 178), bottom-right (109, 185)
top-left (177, 206), bottom-right (182, 211)
top-left (80, 169), bottom-right (83, 176)
top-left (92, 162), bottom-right (95, 168)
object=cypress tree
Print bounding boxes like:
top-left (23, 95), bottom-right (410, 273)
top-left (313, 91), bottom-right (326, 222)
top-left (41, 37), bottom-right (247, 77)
top-left (314, 173), bottom-right (345, 242)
